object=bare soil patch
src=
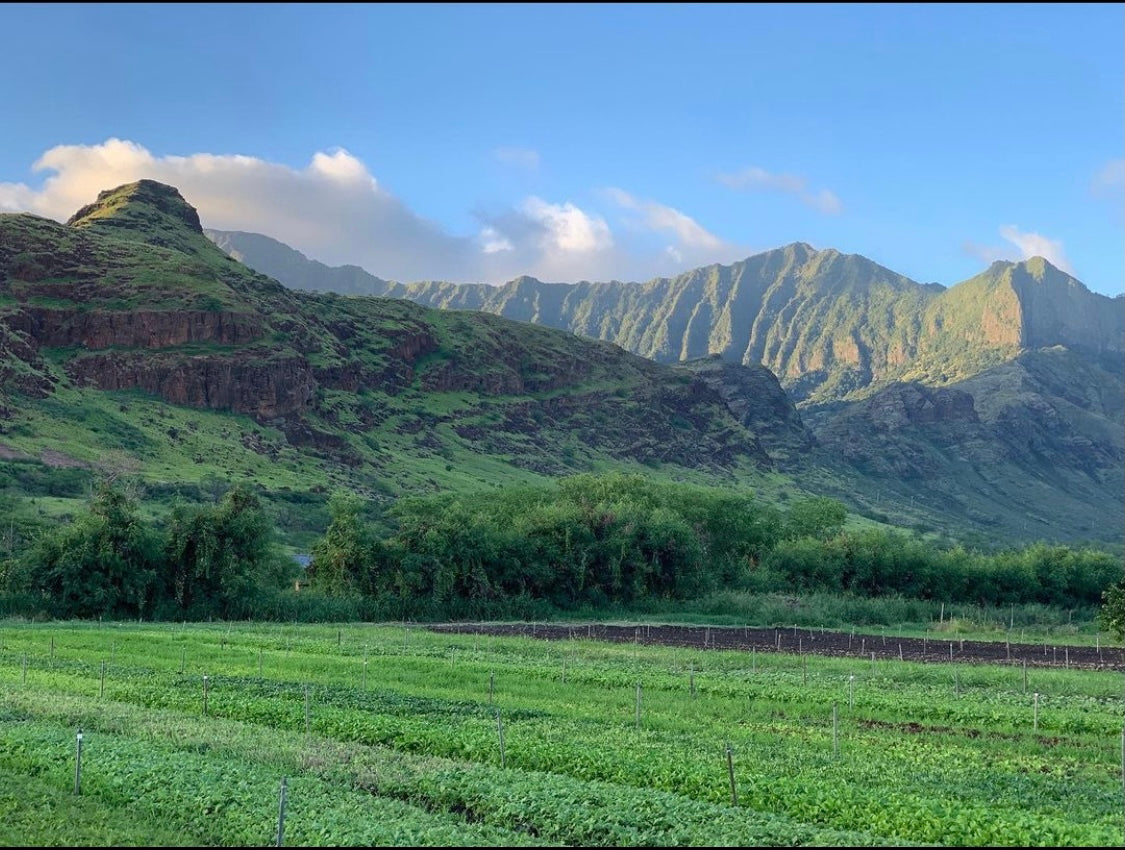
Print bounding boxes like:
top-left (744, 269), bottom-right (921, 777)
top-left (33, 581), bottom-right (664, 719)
top-left (426, 621), bottom-right (1125, 672)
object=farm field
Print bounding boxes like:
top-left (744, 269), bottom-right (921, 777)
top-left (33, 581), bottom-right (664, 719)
top-left (1, 620), bottom-right (1123, 847)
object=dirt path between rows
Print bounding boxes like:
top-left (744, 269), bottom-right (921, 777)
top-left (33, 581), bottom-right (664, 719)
top-left (426, 622), bottom-right (1125, 673)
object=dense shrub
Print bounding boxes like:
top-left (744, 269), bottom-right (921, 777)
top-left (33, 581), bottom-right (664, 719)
top-left (0, 473), bottom-right (1118, 622)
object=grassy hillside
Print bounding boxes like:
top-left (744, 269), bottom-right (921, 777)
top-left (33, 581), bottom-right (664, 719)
top-left (1, 181), bottom-right (804, 550)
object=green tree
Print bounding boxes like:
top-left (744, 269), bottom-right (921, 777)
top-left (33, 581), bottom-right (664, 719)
top-left (307, 492), bottom-right (376, 597)
top-left (14, 481), bottom-right (160, 619)
top-left (1098, 580), bottom-right (1125, 642)
top-left (163, 484), bottom-right (282, 618)
top-left (782, 496), bottom-right (848, 540)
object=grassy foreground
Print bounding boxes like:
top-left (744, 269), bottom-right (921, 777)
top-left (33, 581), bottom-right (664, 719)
top-left (1, 620), bottom-right (1123, 846)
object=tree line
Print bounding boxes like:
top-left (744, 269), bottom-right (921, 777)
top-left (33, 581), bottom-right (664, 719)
top-left (1, 474), bottom-right (1122, 636)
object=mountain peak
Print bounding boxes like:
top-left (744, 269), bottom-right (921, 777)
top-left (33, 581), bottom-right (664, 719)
top-left (66, 180), bottom-right (208, 254)
top-left (982, 255), bottom-right (1090, 295)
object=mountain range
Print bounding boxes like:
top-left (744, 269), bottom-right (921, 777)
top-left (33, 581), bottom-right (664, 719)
top-left (206, 227), bottom-right (1125, 546)
top-left (0, 180), bottom-right (1116, 553)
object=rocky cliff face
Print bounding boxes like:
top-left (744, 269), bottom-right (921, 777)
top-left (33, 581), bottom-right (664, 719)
top-left (680, 355), bottom-right (815, 468)
top-left (5, 308), bottom-right (264, 349)
top-left (66, 351), bottom-right (318, 420)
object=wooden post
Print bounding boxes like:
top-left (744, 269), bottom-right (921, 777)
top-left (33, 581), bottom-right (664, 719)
top-left (363, 645), bottom-right (368, 690)
top-left (870, 652), bottom-right (875, 674)
top-left (940, 602), bottom-right (944, 624)
top-left (725, 742), bottom-right (738, 806)
top-left (848, 675), bottom-right (855, 710)
top-left (275, 776), bottom-right (288, 847)
top-left (1033, 692), bottom-right (1039, 732)
top-left (202, 675), bottom-right (209, 715)
top-left (949, 642), bottom-right (953, 662)
top-left (898, 643), bottom-right (903, 662)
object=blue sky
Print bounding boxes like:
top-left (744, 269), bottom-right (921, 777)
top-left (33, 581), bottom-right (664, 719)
top-left (1, 3), bottom-right (1121, 294)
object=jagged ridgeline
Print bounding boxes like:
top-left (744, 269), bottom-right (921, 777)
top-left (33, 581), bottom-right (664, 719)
top-left (0, 181), bottom-right (809, 529)
top-left (207, 226), bottom-right (1124, 546)
top-left (205, 230), bottom-right (1124, 405)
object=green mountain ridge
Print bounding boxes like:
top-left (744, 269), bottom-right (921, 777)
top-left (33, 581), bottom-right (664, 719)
top-left (205, 227), bottom-right (1125, 546)
top-left (207, 228), bottom-right (1124, 406)
top-left (1, 181), bottom-right (818, 549)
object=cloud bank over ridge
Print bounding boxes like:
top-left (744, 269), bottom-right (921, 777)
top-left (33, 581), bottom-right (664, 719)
top-left (0, 139), bottom-right (749, 284)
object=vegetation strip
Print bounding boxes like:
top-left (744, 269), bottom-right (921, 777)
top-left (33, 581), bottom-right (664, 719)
top-left (2, 621), bottom-right (1122, 846)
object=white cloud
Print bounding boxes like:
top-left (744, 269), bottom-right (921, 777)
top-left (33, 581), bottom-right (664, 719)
top-left (716, 165), bottom-right (843, 215)
top-left (998, 225), bottom-right (1073, 274)
top-left (1092, 158), bottom-right (1124, 195)
top-left (0, 138), bottom-right (480, 282)
top-left (494, 147), bottom-right (540, 171)
top-left (520, 196), bottom-right (613, 254)
top-left (0, 138), bottom-right (754, 285)
top-left (963, 225), bottom-right (1074, 275)
top-left (807, 188), bottom-right (843, 216)
top-left (604, 188), bottom-right (722, 250)
top-left (478, 225), bottom-right (514, 254)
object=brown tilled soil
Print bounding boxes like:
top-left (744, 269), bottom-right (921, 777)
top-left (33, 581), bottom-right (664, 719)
top-left (426, 621), bottom-right (1125, 672)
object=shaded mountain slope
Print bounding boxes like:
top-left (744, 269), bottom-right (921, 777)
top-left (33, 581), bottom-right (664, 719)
top-left (807, 346), bottom-right (1124, 542)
